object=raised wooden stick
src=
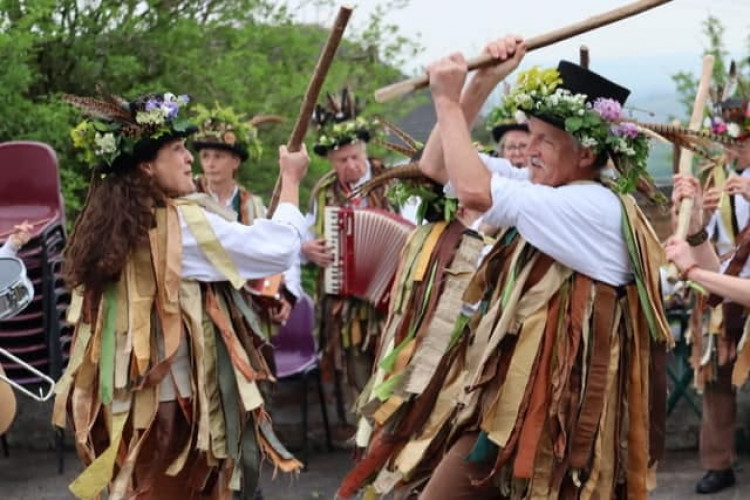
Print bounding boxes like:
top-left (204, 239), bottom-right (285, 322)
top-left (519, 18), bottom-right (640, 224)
top-left (374, 0), bottom-right (672, 103)
top-left (666, 54), bottom-right (714, 282)
top-left (266, 5), bottom-right (353, 218)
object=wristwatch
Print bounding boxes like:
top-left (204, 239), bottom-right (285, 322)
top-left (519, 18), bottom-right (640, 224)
top-left (686, 228), bottom-right (708, 247)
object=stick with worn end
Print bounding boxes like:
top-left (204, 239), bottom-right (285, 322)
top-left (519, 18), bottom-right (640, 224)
top-left (666, 54), bottom-right (714, 282)
top-left (374, 0), bottom-right (673, 103)
top-left (266, 5), bottom-right (353, 217)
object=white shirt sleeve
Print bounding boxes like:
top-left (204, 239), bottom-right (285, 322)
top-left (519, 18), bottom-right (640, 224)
top-left (482, 175), bottom-right (632, 286)
top-left (443, 154), bottom-right (531, 198)
top-left (180, 202), bottom-right (305, 282)
top-left (0, 239), bottom-right (18, 258)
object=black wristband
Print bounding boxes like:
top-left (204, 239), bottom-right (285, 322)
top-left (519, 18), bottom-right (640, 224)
top-left (686, 228), bottom-right (708, 247)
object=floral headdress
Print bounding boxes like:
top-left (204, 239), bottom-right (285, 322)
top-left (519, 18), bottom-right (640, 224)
top-left (311, 87), bottom-right (381, 157)
top-left (487, 82), bottom-right (529, 143)
top-left (703, 61), bottom-right (750, 141)
top-left (191, 104), bottom-right (270, 162)
top-left (67, 92), bottom-right (194, 174)
top-left (503, 63), bottom-right (654, 196)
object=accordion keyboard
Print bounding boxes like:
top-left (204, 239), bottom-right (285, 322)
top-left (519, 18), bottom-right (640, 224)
top-left (323, 206), bottom-right (342, 295)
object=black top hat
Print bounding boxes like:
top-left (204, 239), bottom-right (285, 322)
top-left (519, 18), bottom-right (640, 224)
top-left (530, 60), bottom-right (631, 129)
top-left (491, 123), bottom-right (530, 143)
top-left (193, 139), bottom-right (249, 162)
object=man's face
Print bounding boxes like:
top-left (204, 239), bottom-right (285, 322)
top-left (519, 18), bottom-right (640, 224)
top-left (525, 117), bottom-right (591, 186)
top-left (328, 142), bottom-right (368, 185)
top-left (199, 148), bottom-right (241, 186)
top-left (726, 138), bottom-right (750, 169)
top-left (499, 129), bottom-right (530, 168)
top-left (143, 139), bottom-right (196, 196)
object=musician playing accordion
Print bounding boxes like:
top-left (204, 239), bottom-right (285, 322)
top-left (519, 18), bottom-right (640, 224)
top-left (302, 88), bottom-right (398, 431)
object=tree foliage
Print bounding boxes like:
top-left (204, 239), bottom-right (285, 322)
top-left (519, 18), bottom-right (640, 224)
top-left (672, 15), bottom-right (749, 118)
top-left (1, 0), bottom-right (422, 220)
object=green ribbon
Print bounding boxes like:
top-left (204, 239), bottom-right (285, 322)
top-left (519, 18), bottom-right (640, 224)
top-left (99, 284), bottom-right (117, 405)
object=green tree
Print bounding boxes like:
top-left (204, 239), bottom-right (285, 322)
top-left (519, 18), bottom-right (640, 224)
top-left (0, 0), bottom-right (422, 221)
top-left (672, 15), bottom-right (748, 118)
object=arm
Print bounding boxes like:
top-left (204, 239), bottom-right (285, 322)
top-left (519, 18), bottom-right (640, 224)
top-left (0, 222), bottom-right (32, 258)
top-left (685, 267), bottom-right (750, 308)
top-left (0, 239), bottom-right (17, 258)
top-left (435, 98), bottom-right (493, 211)
top-left (420, 36), bottom-right (526, 186)
top-left (180, 203), bottom-right (306, 282)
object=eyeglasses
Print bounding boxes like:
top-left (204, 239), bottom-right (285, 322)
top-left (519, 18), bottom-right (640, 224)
top-left (503, 144), bottom-right (528, 153)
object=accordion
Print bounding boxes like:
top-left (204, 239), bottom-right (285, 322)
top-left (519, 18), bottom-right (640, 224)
top-left (323, 206), bottom-right (414, 307)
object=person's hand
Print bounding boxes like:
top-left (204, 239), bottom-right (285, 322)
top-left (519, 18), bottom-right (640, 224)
top-left (279, 144), bottom-right (309, 185)
top-left (664, 236), bottom-right (699, 278)
top-left (671, 174), bottom-right (704, 235)
top-left (473, 35), bottom-right (526, 83)
top-left (725, 175), bottom-right (750, 202)
top-left (8, 221), bottom-right (32, 250)
top-left (270, 297), bottom-right (293, 325)
top-left (302, 238), bottom-right (334, 267)
top-left (427, 53), bottom-right (468, 105)
top-left (702, 186), bottom-right (721, 224)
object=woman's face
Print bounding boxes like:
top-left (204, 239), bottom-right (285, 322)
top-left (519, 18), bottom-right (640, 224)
top-left (142, 139), bottom-right (195, 196)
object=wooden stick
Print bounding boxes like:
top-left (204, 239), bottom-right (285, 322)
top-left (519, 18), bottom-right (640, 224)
top-left (374, 0), bottom-right (672, 103)
top-left (266, 5), bottom-right (353, 218)
top-left (579, 45), bottom-right (590, 69)
top-left (666, 54), bottom-right (714, 282)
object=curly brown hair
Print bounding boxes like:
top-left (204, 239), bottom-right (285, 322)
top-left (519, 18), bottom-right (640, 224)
top-left (63, 163), bottom-right (162, 298)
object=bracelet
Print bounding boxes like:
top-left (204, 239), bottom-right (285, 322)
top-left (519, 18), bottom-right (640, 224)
top-left (686, 228), bottom-right (708, 247)
top-left (680, 263), bottom-right (700, 281)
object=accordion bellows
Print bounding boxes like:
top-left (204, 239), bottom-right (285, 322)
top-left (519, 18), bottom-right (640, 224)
top-left (324, 207), bottom-right (414, 306)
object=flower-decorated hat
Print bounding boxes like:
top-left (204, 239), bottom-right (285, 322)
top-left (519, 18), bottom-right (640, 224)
top-left (191, 104), bottom-right (270, 162)
top-left (66, 92), bottom-right (195, 175)
top-left (487, 83), bottom-right (530, 143)
top-left (311, 87), bottom-right (381, 157)
top-left (503, 61), bottom-right (653, 195)
top-left (703, 61), bottom-right (750, 141)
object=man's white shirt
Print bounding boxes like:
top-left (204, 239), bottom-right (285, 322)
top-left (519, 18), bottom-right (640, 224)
top-left (446, 154), bottom-right (632, 287)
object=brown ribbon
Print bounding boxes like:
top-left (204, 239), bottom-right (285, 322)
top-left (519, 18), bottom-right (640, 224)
top-left (569, 284), bottom-right (618, 469)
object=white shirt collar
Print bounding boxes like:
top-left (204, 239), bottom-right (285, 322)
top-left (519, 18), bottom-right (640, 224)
top-left (208, 184), bottom-right (239, 209)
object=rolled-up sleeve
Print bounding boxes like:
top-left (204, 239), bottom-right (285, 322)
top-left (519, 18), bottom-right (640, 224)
top-left (180, 202), bottom-right (306, 282)
top-left (444, 154), bottom-right (530, 198)
top-left (0, 239), bottom-right (17, 258)
top-left (481, 176), bottom-right (631, 286)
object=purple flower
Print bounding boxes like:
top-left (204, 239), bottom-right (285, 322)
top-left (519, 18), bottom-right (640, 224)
top-left (145, 99), bottom-right (159, 112)
top-left (178, 94), bottom-right (190, 104)
top-left (162, 101), bottom-right (179, 119)
top-left (593, 98), bottom-right (623, 121)
top-left (611, 122), bottom-right (640, 139)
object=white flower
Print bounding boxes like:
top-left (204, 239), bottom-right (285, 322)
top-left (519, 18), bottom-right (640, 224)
top-left (580, 136), bottom-right (598, 148)
top-left (163, 92), bottom-right (176, 102)
top-left (514, 110), bottom-right (528, 124)
top-left (703, 117), bottom-right (713, 129)
top-left (727, 123), bottom-right (741, 138)
top-left (94, 132), bottom-right (117, 155)
top-left (135, 109), bottom-right (166, 125)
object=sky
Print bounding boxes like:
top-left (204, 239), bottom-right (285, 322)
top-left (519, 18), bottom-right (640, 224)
top-left (288, 0), bottom-right (750, 98)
